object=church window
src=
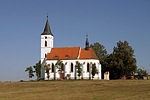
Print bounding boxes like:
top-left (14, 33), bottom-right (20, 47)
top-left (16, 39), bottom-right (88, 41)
top-left (87, 63), bottom-right (89, 72)
top-left (45, 36), bottom-right (47, 39)
top-left (71, 63), bottom-right (73, 72)
top-left (61, 64), bottom-right (64, 71)
top-left (45, 41), bottom-right (47, 47)
top-left (45, 54), bottom-right (47, 58)
top-left (52, 63), bottom-right (54, 72)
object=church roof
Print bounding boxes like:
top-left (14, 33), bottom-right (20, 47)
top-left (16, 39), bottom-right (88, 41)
top-left (80, 48), bottom-right (98, 59)
top-left (41, 17), bottom-right (54, 36)
top-left (46, 47), bottom-right (98, 60)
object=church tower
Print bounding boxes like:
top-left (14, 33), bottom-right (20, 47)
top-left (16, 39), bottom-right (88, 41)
top-left (41, 16), bottom-right (54, 79)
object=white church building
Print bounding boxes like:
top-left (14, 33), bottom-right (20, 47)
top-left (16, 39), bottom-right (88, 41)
top-left (40, 17), bottom-right (102, 80)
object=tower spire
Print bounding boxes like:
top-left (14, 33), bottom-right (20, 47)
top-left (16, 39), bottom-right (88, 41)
top-left (41, 15), bottom-right (53, 36)
top-left (85, 33), bottom-right (89, 50)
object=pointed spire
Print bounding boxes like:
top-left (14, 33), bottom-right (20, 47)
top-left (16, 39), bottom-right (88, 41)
top-left (41, 15), bottom-right (53, 36)
top-left (85, 34), bottom-right (89, 50)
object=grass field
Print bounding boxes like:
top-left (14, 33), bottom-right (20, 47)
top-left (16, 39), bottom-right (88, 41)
top-left (0, 80), bottom-right (150, 100)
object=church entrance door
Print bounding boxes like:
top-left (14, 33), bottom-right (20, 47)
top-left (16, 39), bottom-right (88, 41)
top-left (60, 73), bottom-right (64, 79)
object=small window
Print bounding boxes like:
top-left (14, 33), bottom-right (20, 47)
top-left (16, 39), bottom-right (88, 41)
top-left (87, 63), bottom-right (89, 72)
top-left (52, 63), bottom-right (54, 72)
top-left (71, 63), bottom-right (73, 72)
top-left (45, 41), bottom-right (47, 47)
top-left (45, 54), bottom-right (47, 58)
top-left (45, 36), bottom-right (47, 39)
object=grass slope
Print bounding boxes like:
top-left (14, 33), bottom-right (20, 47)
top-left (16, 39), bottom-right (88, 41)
top-left (0, 80), bottom-right (150, 100)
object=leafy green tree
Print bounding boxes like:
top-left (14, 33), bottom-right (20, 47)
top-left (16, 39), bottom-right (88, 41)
top-left (75, 61), bottom-right (82, 79)
top-left (25, 66), bottom-right (34, 79)
top-left (90, 42), bottom-right (107, 63)
top-left (135, 67), bottom-right (148, 79)
top-left (55, 59), bottom-right (64, 79)
top-left (33, 60), bottom-right (41, 80)
top-left (45, 63), bottom-right (51, 80)
top-left (106, 54), bottom-right (119, 79)
top-left (90, 42), bottom-right (108, 78)
top-left (107, 41), bottom-right (137, 79)
top-left (91, 63), bottom-right (98, 79)
top-left (56, 59), bottom-right (64, 73)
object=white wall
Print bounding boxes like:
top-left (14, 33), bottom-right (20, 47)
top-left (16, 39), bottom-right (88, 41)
top-left (41, 35), bottom-right (53, 79)
top-left (41, 35), bottom-right (53, 59)
top-left (44, 59), bottom-right (101, 80)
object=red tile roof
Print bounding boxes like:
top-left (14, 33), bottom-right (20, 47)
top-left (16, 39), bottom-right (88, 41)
top-left (46, 47), bottom-right (98, 60)
top-left (46, 47), bottom-right (80, 60)
top-left (80, 48), bottom-right (98, 59)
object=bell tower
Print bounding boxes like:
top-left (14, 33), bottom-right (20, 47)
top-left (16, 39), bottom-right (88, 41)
top-left (41, 16), bottom-right (54, 79)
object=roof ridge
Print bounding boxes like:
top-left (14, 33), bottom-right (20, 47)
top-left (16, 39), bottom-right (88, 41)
top-left (52, 46), bottom-right (80, 49)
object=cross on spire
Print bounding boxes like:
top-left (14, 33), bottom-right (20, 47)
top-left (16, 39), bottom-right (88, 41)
top-left (47, 13), bottom-right (48, 19)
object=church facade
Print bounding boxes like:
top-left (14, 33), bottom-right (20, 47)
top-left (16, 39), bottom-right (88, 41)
top-left (40, 17), bottom-right (101, 80)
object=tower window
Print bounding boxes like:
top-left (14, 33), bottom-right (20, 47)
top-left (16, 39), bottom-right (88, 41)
top-left (87, 63), bottom-right (89, 72)
top-left (45, 41), bottom-right (47, 47)
top-left (71, 63), bottom-right (73, 72)
top-left (45, 54), bottom-right (47, 58)
top-left (45, 36), bottom-right (47, 39)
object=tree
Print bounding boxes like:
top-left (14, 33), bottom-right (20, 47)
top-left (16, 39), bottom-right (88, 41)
top-left (56, 59), bottom-right (64, 79)
top-left (25, 66), bottom-right (34, 79)
top-left (90, 42), bottom-right (108, 78)
top-left (135, 67), bottom-right (148, 79)
top-left (45, 63), bottom-right (51, 80)
top-left (75, 61), bottom-right (82, 79)
top-left (56, 59), bottom-right (64, 73)
top-left (106, 54), bottom-right (119, 79)
top-left (91, 63), bottom-right (98, 79)
top-left (90, 42), bottom-right (107, 63)
top-left (107, 41), bottom-right (137, 79)
top-left (33, 60), bottom-right (41, 80)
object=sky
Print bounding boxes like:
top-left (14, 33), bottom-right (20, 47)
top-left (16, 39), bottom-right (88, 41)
top-left (0, 0), bottom-right (150, 81)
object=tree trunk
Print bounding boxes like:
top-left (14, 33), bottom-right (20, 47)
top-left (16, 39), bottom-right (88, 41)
top-left (75, 66), bottom-right (77, 80)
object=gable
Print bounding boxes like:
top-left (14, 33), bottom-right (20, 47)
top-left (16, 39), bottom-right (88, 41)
top-left (79, 48), bottom-right (98, 59)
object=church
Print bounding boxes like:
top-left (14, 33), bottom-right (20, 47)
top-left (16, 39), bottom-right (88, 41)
top-left (40, 17), bottom-right (102, 80)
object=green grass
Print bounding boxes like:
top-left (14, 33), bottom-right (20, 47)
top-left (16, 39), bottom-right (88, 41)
top-left (0, 80), bottom-right (150, 100)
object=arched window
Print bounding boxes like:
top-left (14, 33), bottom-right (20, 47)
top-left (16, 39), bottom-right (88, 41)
top-left (45, 54), bottom-right (47, 58)
top-left (61, 64), bottom-right (64, 71)
top-left (71, 63), bottom-right (73, 72)
top-left (87, 63), bottom-right (89, 72)
top-left (45, 41), bottom-right (47, 47)
top-left (52, 63), bottom-right (54, 72)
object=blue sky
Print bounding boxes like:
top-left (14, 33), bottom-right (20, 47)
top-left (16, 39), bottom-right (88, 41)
top-left (0, 0), bottom-right (150, 81)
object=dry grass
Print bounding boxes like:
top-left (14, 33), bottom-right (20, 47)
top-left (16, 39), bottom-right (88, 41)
top-left (0, 80), bottom-right (150, 100)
